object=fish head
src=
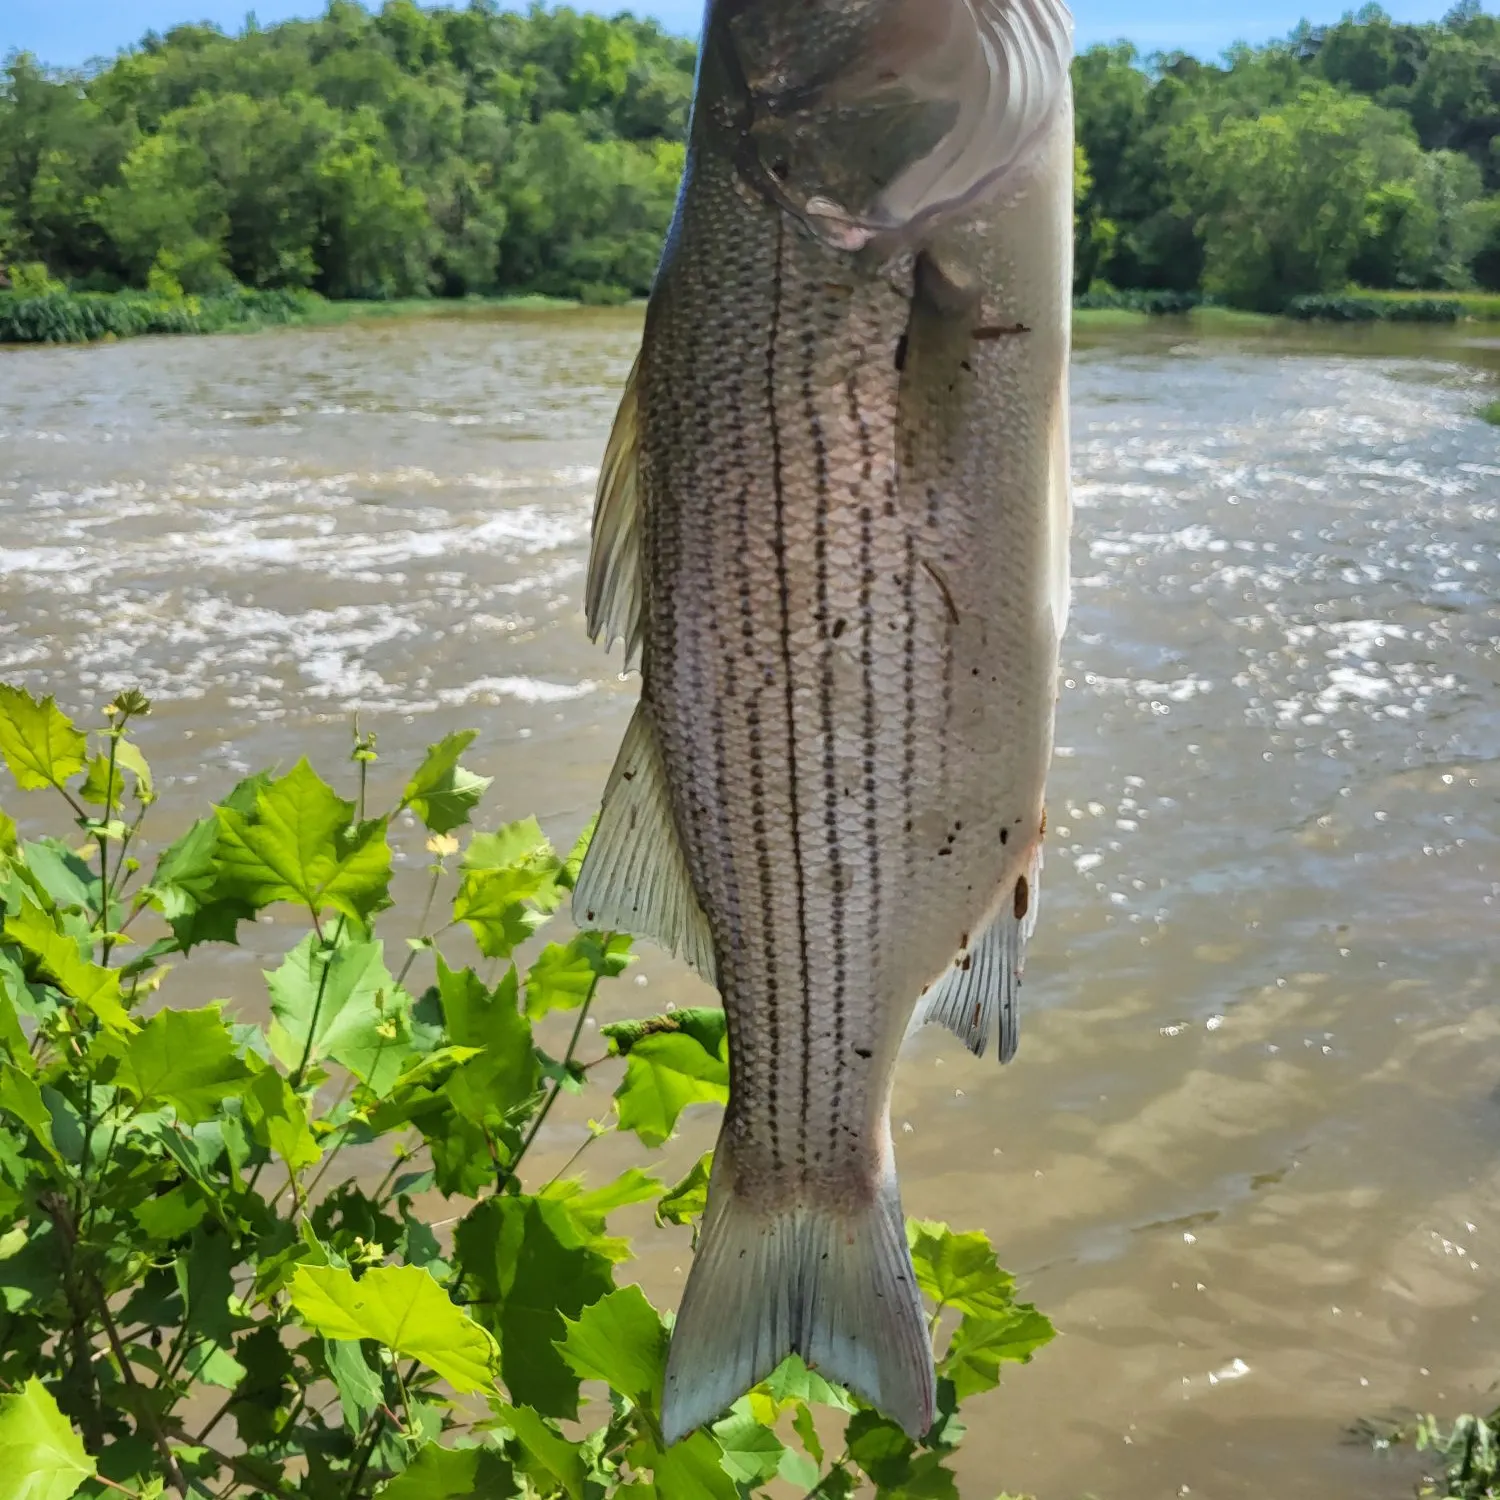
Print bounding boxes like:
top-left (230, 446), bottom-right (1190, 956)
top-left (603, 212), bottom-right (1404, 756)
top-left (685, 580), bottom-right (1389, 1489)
top-left (704, 0), bottom-right (1074, 251)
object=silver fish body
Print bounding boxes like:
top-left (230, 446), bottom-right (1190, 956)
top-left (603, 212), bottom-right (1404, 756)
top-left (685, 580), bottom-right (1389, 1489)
top-left (574, 0), bottom-right (1074, 1445)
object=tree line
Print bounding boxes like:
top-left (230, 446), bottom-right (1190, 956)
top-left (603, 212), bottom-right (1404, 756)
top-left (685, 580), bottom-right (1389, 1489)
top-left (1, 1), bottom-right (1498, 310)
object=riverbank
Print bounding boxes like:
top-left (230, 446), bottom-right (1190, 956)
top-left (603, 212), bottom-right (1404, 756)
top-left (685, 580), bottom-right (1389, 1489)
top-left (0, 288), bottom-right (581, 345)
top-left (4, 287), bottom-right (1500, 348)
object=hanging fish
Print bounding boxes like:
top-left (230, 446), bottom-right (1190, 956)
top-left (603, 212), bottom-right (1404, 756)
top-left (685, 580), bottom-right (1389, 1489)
top-left (574, 0), bottom-right (1075, 1446)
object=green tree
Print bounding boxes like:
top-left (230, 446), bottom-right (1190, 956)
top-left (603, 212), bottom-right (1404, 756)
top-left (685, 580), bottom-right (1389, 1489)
top-left (97, 129), bottom-right (231, 291)
top-left (1171, 84), bottom-right (1410, 308)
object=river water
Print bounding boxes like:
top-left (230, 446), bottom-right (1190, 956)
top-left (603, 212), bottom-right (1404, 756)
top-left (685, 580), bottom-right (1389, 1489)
top-left (2, 310), bottom-right (1498, 1498)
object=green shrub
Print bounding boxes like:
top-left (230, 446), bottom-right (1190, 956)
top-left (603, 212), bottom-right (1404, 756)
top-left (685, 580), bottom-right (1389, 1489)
top-left (6, 261), bottom-right (66, 297)
top-left (1073, 287), bottom-right (1205, 315)
top-left (1284, 293), bottom-right (1464, 322)
top-left (0, 289), bottom-right (319, 344)
top-left (0, 684), bottom-right (1053, 1499)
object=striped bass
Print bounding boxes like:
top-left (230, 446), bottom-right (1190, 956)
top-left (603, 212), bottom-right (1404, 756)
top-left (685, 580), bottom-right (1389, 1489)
top-left (574, 0), bottom-right (1075, 1446)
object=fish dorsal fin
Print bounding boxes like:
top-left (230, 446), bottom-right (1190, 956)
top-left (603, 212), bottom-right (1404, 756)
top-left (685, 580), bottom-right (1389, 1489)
top-left (585, 352), bottom-right (645, 671)
top-left (912, 842), bottom-right (1043, 1064)
top-left (572, 702), bottom-right (718, 983)
top-left (872, 0), bottom-right (1074, 234)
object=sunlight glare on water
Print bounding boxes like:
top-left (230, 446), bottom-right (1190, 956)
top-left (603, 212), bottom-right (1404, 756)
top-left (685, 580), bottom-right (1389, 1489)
top-left (1, 309), bottom-right (1497, 1498)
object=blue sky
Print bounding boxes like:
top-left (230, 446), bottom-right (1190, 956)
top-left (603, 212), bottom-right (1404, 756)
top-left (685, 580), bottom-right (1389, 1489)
top-left (4, 0), bottom-right (1475, 70)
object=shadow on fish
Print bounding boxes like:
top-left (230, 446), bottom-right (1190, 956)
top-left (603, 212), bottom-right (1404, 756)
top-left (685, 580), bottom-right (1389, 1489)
top-left (574, 0), bottom-right (1075, 1449)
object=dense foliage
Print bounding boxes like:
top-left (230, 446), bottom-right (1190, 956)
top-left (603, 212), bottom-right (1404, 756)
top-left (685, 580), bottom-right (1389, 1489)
top-left (0, 3), bottom-right (692, 303)
top-left (0, 683), bottom-right (1053, 1499)
top-left (3, 2), bottom-right (1500, 310)
top-left (1075, 2), bottom-right (1500, 308)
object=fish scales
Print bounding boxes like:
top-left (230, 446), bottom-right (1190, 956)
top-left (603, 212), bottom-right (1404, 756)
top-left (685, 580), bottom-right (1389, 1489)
top-left (575, 0), bottom-right (1075, 1447)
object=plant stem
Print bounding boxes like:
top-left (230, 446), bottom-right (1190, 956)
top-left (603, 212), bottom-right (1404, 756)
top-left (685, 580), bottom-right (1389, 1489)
top-left (501, 960), bottom-right (607, 1193)
top-left (393, 863), bottom-right (444, 990)
top-left (97, 729), bottom-right (122, 962)
top-left (345, 1409), bottom-right (388, 1500)
top-left (92, 1276), bottom-right (191, 1498)
top-left (541, 1126), bottom-right (607, 1191)
top-left (371, 1145), bottom-right (414, 1206)
top-left (292, 915), bottom-right (346, 1090)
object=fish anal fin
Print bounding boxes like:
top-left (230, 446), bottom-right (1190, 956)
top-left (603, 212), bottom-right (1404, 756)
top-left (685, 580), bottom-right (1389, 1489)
top-left (572, 702), bottom-right (717, 982)
top-left (660, 1149), bottom-right (935, 1446)
top-left (585, 352), bottom-right (644, 670)
top-left (914, 842), bottom-right (1044, 1065)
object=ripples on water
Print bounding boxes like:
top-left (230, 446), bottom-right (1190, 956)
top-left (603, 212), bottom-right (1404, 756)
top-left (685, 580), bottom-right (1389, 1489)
top-left (1, 311), bottom-right (1497, 1499)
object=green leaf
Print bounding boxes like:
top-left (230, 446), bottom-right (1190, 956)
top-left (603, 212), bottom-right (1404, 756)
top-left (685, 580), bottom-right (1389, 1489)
top-left (377, 1441), bottom-right (515, 1500)
top-left (79, 741), bottom-right (152, 811)
top-left (939, 1306), bottom-right (1056, 1401)
top-left (227, 1325), bottom-right (296, 1448)
top-left (0, 809), bottom-right (16, 858)
top-left (0, 1376), bottom-right (95, 1500)
top-left (289, 1264), bottom-right (498, 1394)
top-left (113, 740), bottom-right (154, 802)
top-left (0, 688), bottom-right (87, 793)
top-left (792, 1401), bottom-right (825, 1466)
top-left (16, 840), bottom-right (93, 913)
top-left (494, 1404), bottom-right (586, 1500)
top-left (326, 1338), bottom-right (383, 1433)
top-left (542, 1167), bottom-right (661, 1261)
top-left (764, 1353), bottom-right (857, 1413)
top-left (146, 817), bottom-right (221, 921)
top-left (557, 817), bottom-right (596, 892)
top-left (0, 989), bottom-right (30, 1067)
top-left (115, 1005), bottom-right (251, 1123)
top-left (242, 1066), bottom-right (321, 1171)
top-left (0, 1064), bottom-right (61, 1166)
top-left (456, 1196), bottom-right (614, 1419)
top-left (267, 933), bottom-right (411, 1096)
top-left (906, 1221), bottom-right (1017, 1318)
top-left (524, 933), bottom-right (631, 1020)
top-left (712, 1398), bottom-right (788, 1484)
top-left (402, 732), bottom-right (493, 835)
top-left (215, 759), bottom-right (391, 923)
top-left (602, 1007), bottom-right (727, 1059)
top-left (557, 1285), bottom-right (666, 1406)
top-left (462, 818), bottom-right (552, 873)
top-left (612, 1031), bottom-right (728, 1149)
top-left (4, 903), bottom-right (135, 1033)
top-left (78, 755), bottom-right (121, 811)
top-left (132, 1185), bottom-right (208, 1241)
top-left (453, 819), bottom-right (563, 958)
top-left (846, 1410), bottom-right (915, 1488)
top-left (875, 1453), bottom-right (962, 1500)
top-left (633, 1431), bottom-right (738, 1500)
top-left (656, 1152), bottom-right (713, 1228)
top-left (435, 960), bottom-right (537, 1123)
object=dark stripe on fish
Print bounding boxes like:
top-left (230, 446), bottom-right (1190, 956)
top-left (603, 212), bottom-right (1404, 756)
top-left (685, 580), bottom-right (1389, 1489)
top-left (902, 531), bottom-right (918, 849)
top-left (855, 375), bottom-right (882, 969)
top-left (814, 335), bottom-right (844, 1158)
top-left (769, 216), bottom-right (812, 1175)
top-left (746, 279), bottom-right (782, 1173)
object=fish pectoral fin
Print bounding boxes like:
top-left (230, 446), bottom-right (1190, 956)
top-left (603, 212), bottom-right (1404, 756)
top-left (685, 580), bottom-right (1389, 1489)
top-left (660, 1150), bottom-right (935, 1446)
top-left (911, 841), bottom-right (1044, 1065)
top-left (897, 250), bottom-right (983, 464)
top-left (572, 701), bottom-right (717, 983)
top-left (585, 350), bottom-right (645, 670)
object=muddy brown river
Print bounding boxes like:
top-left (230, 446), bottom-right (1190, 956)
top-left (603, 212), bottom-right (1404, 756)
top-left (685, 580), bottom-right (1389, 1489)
top-left (2, 309), bottom-right (1498, 1498)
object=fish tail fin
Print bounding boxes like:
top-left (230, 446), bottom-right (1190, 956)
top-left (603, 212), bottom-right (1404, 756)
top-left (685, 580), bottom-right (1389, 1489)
top-left (660, 1146), bottom-right (935, 1446)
